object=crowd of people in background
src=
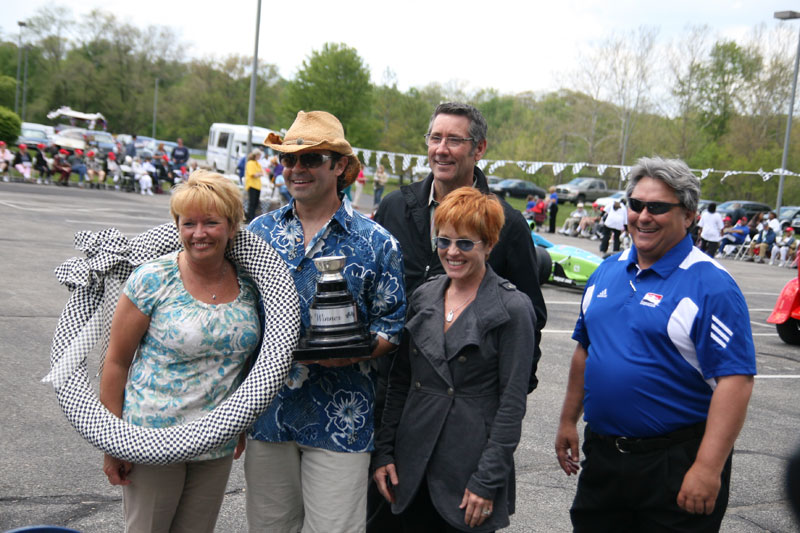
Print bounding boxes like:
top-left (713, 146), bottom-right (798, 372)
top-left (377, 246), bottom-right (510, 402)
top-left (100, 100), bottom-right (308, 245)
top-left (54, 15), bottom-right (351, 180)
top-left (0, 137), bottom-right (197, 195)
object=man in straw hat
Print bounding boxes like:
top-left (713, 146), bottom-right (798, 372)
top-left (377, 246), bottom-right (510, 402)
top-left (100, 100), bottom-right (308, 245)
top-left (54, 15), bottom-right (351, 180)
top-left (244, 110), bottom-right (406, 533)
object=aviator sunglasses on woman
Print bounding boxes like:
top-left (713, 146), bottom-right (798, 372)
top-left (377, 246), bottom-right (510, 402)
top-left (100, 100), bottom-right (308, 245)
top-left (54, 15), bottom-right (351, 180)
top-left (433, 236), bottom-right (482, 252)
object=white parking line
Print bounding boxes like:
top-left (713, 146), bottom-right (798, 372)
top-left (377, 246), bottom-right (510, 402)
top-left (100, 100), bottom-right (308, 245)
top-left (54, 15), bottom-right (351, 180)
top-left (749, 308), bottom-right (777, 312)
top-left (542, 330), bottom-right (575, 334)
top-left (755, 375), bottom-right (800, 379)
top-left (543, 301), bottom-right (580, 305)
top-left (743, 291), bottom-right (780, 296)
top-left (752, 333), bottom-right (777, 336)
top-left (65, 218), bottom-right (167, 226)
top-left (750, 321), bottom-right (775, 328)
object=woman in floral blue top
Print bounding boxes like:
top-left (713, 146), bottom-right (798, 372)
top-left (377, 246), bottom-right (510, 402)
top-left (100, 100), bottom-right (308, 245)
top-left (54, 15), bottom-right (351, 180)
top-left (99, 170), bottom-right (261, 533)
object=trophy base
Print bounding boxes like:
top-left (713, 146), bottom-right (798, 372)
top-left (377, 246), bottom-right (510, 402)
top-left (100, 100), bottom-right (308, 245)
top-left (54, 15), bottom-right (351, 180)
top-left (293, 338), bottom-right (373, 361)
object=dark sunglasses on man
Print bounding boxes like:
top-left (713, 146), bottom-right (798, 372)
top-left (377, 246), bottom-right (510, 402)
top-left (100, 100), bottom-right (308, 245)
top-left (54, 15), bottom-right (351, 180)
top-left (628, 197), bottom-right (683, 215)
top-left (279, 152), bottom-right (334, 169)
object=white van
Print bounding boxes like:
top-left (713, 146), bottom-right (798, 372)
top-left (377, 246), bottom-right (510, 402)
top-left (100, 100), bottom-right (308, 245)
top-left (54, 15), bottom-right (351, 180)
top-left (206, 123), bottom-right (278, 174)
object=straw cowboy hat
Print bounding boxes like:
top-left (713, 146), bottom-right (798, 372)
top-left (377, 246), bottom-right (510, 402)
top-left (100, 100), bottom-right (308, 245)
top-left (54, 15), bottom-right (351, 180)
top-left (264, 111), bottom-right (361, 187)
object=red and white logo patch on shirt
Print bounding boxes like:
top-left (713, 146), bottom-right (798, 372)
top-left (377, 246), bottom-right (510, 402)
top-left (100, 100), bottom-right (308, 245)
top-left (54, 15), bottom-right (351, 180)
top-left (640, 292), bottom-right (663, 308)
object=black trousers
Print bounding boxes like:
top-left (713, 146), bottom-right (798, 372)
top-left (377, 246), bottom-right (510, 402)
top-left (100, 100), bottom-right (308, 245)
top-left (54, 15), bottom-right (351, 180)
top-left (571, 424), bottom-right (731, 533)
top-left (246, 187), bottom-right (261, 223)
top-left (600, 227), bottom-right (621, 253)
top-left (548, 205), bottom-right (558, 233)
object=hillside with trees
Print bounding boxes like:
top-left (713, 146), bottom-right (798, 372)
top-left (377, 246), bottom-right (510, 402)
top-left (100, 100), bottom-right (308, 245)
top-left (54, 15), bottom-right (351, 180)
top-left (1, 6), bottom-right (799, 204)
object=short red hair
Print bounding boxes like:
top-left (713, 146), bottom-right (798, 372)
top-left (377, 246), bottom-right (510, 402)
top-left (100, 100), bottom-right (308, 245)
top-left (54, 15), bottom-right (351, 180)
top-left (434, 188), bottom-right (505, 247)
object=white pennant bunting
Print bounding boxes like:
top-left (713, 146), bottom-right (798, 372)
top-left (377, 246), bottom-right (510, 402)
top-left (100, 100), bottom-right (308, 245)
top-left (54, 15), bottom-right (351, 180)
top-left (720, 171), bottom-right (740, 182)
top-left (699, 168), bottom-right (713, 180)
top-left (552, 163), bottom-right (567, 176)
top-left (476, 160), bottom-right (488, 171)
top-left (597, 164), bottom-right (608, 175)
top-left (619, 166), bottom-right (631, 181)
top-left (526, 162), bottom-right (544, 174)
top-left (756, 168), bottom-right (772, 182)
top-left (487, 160), bottom-right (507, 173)
top-left (402, 155), bottom-right (412, 172)
top-left (572, 162), bottom-right (586, 174)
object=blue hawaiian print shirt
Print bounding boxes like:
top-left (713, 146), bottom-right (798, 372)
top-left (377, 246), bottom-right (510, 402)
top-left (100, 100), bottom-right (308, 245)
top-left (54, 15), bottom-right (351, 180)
top-left (247, 197), bottom-right (406, 452)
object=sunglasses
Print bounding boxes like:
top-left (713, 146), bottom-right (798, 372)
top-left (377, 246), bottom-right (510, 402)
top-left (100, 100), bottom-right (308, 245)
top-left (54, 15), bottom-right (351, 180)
top-left (279, 153), bottom-right (334, 169)
top-left (433, 236), bottom-right (482, 252)
top-left (628, 197), bottom-right (682, 215)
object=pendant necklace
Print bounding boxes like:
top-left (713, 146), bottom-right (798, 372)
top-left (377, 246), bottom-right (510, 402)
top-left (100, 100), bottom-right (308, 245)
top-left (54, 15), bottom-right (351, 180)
top-left (445, 290), bottom-right (475, 323)
top-left (209, 264), bottom-right (228, 300)
top-left (181, 252), bottom-right (228, 301)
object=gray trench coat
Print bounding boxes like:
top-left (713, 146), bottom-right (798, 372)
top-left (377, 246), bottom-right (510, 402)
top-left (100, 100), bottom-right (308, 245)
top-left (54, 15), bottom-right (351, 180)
top-left (373, 266), bottom-right (535, 532)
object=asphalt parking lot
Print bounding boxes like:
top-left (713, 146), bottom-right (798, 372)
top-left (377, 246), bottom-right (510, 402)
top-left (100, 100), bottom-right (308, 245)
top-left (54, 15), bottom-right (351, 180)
top-left (0, 181), bottom-right (798, 532)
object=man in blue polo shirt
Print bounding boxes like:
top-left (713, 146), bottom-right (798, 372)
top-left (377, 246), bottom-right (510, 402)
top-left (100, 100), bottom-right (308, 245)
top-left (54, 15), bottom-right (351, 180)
top-left (555, 157), bottom-right (756, 532)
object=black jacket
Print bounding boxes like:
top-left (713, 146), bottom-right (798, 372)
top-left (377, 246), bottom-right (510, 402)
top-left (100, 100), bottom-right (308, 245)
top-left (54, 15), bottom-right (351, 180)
top-left (374, 167), bottom-right (547, 392)
top-left (373, 267), bottom-right (534, 531)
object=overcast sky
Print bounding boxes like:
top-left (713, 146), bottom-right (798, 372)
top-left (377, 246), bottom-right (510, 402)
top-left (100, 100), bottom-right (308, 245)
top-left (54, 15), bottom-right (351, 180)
top-left (1, 0), bottom-right (797, 95)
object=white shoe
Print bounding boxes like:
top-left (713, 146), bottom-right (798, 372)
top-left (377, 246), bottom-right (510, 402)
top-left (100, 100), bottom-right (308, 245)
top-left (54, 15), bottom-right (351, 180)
top-left (2, 175), bottom-right (8, 182)
top-left (769, 259), bottom-right (775, 265)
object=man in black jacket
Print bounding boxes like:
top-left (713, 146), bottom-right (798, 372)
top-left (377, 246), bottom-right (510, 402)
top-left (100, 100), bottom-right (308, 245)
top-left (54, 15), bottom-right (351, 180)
top-left (369, 102), bottom-right (547, 529)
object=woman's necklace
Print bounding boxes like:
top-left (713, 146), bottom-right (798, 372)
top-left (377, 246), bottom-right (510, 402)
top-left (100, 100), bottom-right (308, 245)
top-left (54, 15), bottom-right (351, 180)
top-left (445, 289), bottom-right (476, 323)
top-left (181, 253), bottom-right (228, 301)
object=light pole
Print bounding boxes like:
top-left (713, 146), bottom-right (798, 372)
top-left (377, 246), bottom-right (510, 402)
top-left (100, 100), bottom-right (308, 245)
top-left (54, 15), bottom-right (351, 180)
top-left (14, 21), bottom-right (26, 116)
top-left (21, 45), bottom-right (29, 121)
top-left (775, 10), bottom-right (800, 211)
top-left (246, 0), bottom-right (262, 157)
top-left (152, 78), bottom-right (159, 139)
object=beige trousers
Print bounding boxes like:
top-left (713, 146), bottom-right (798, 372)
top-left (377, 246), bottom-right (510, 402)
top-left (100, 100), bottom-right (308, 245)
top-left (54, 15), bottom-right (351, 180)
top-left (244, 439), bottom-right (370, 533)
top-left (122, 454), bottom-right (234, 533)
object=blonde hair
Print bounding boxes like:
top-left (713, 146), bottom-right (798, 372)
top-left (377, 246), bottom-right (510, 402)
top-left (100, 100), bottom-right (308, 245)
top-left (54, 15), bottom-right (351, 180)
top-left (170, 169), bottom-right (244, 229)
top-left (434, 188), bottom-right (505, 247)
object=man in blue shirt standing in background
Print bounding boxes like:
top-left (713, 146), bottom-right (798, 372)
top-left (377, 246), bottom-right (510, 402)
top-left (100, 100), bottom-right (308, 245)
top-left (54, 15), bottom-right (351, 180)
top-left (244, 110), bottom-right (406, 533)
top-left (555, 156), bottom-right (756, 532)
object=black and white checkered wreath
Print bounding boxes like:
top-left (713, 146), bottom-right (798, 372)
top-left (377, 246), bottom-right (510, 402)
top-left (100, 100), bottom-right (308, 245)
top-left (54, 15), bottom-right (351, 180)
top-left (44, 223), bottom-right (300, 465)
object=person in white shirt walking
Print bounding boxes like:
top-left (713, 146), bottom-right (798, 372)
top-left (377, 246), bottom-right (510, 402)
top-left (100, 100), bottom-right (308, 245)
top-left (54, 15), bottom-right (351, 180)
top-left (698, 202), bottom-right (724, 257)
top-left (599, 199), bottom-right (627, 257)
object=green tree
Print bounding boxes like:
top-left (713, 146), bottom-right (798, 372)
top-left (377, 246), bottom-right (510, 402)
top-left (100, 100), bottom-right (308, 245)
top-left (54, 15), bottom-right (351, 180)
top-left (0, 106), bottom-right (21, 144)
top-left (284, 43), bottom-right (373, 146)
top-left (697, 40), bottom-right (762, 141)
top-left (0, 75), bottom-right (15, 109)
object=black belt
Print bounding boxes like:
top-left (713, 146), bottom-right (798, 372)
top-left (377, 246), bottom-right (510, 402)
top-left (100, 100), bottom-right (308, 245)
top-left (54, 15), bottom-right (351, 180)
top-left (587, 422), bottom-right (706, 454)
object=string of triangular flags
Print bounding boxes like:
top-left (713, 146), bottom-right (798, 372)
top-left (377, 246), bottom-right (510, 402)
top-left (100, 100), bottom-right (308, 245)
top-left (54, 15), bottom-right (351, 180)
top-left (350, 147), bottom-right (798, 183)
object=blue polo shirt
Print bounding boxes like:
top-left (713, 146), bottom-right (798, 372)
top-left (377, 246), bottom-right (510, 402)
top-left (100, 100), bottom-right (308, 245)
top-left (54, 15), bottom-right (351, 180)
top-left (572, 235), bottom-right (756, 438)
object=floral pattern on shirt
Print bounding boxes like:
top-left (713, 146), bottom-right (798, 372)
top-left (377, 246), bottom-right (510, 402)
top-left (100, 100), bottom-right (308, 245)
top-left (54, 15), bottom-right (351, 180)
top-left (122, 251), bottom-right (261, 461)
top-left (247, 197), bottom-right (406, 452)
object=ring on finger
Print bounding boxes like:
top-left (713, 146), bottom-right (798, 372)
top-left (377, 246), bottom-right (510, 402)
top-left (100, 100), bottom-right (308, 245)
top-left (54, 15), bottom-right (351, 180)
top-left (482, 509), bottom-right (492, 516)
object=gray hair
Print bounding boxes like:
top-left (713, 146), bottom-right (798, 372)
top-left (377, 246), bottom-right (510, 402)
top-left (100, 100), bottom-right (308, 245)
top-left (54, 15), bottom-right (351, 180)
top-left (625, 157), bottom-right (699, 214)
top-left (427, 102), bottom-right (488, 148)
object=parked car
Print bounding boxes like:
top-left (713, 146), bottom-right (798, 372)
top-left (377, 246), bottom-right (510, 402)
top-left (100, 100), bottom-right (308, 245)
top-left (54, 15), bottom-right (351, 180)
top-left (85, 130), bottom-right (116, 154)
top-left (489, 179), bottom-right (547, 199)
top-left (486, 175), bottom-right (504, 187)
top-left (51, 128), bottom-right (88, 151)
top-left (593, 191), bottom-right (626, 211)
top-left (717, 200), bottom-right (772, 221)
top-left (777, 206), bottom-right (800, 230)
top-left (18, 123), bottom-right (50, 146)
top-left (555, 177), bottom-right (614, 204)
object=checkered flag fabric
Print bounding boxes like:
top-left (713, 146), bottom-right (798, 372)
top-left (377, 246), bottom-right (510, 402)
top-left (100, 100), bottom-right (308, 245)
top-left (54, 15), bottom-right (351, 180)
top-left (45, 224), bottom-right (300, 464)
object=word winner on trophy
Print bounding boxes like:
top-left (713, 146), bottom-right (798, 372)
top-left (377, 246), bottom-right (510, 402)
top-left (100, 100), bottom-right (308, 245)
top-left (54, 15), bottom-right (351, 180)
top-left (293, 255), bottom-right (373, 361)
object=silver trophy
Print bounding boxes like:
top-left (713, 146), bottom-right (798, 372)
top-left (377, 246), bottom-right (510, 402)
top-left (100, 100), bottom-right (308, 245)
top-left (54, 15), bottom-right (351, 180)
top-left (293, 256), bottom-right (373, 360)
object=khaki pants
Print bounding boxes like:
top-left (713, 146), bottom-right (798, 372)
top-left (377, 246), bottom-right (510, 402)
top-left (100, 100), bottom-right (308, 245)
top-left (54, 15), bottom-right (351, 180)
top-left (122, 454), bottom-right (234, 533)
top-left (244, 439), bottom-right (369, 533)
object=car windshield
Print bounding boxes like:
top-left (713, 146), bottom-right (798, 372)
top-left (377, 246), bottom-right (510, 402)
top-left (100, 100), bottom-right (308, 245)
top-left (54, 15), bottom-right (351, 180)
top-left (717, 202), bottom-right (737, 211)
top-left (92, 132), bottom-right (113, 142)
top-left (21, 128), bottom-right (47, 138)
top-left (778, 206), bottom-right (798, 218)
top-left (567, 178), bottom-right (590, 186)
top-left (499, 179), bottom-right (517, 186)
